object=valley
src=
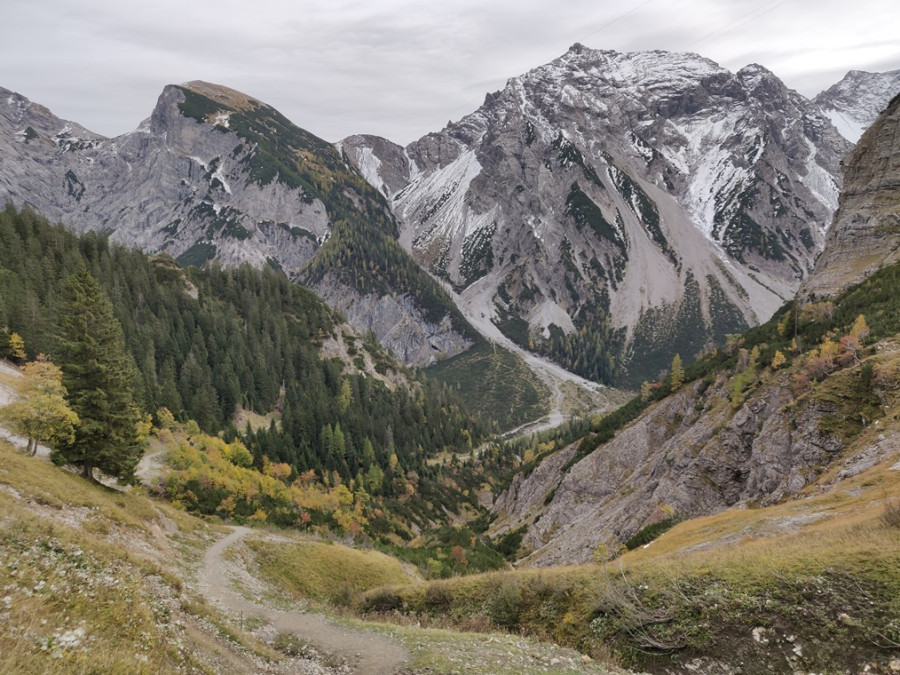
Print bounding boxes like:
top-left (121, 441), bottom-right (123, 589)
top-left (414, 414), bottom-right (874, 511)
top-left (1, 41), bottom-right (899, 674)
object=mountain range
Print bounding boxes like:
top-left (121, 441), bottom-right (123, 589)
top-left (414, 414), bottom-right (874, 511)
top-left (2, 47), bottom-right (899, 386)
top-left (488, 90), bottom-right (900, 567)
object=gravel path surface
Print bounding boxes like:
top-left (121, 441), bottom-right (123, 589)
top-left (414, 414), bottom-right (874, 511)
top-left (199, 527), bottom-right (410, 675)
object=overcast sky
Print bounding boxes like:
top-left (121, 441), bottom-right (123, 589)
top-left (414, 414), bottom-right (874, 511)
top-left (2, 0), bottom-right (898, 145)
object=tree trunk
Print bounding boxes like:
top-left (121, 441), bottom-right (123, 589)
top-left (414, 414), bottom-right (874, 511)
top-left (28, 437), bottom-right (36, 456)
top-left (82, 462), bottom-right (95, 482)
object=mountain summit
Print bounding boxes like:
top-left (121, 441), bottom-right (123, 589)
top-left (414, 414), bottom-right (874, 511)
top-left (343, 46), bottom-right (854, 382)
top-left (0, 81), bottom-right (474, 365)
top-left (814, 68), bottom-right (900, 142)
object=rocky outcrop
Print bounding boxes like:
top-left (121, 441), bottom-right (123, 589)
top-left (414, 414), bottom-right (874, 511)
top-left (498, 364), bottom-right (882, 567)
top-left (339, 134), bottom-right (412, 197)
top-left (0, 83), bottom-right (329, 270)
top-left (489, 79), bottom-right (900, 568)
top-left (800, 94), bottom-right (900, 301)
top-left (490, 444), bottom-right (577, 537)
top-left (311, 274), bottom-right (473, 366)
top-left (345, 46), bottom-right (853, 382)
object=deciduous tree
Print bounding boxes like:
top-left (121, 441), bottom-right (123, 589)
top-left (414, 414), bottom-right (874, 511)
top-left (670, 354), bottom-right (684, 391)
top-left (8, 332), bottom-right (26, 363)
top-left (0, 356), bottom-right (78, 455)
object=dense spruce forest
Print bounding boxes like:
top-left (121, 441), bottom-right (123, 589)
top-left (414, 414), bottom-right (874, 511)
top-left (0, 204), bottom-right (486, 497)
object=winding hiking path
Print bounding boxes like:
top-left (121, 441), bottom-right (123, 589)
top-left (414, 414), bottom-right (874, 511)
top-left (198, 526), bottom-right (409, 675)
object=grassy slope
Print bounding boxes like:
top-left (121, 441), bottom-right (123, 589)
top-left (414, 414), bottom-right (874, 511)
top-left (246, 538), bottom-right (419, 604)
top-left (0, 440), bottom-right (238, 673)
top-left (357, 404), bottom-right (900, 672)
top-left (0, 438), bottom-right (620, 674)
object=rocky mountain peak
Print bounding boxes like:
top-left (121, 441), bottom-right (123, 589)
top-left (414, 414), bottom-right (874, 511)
top-left (814, 68), bottom-right (900, 142)
top-left (344, 46), bottom-right (851, 383)
top-left (179, 80), bottom-right (259, 110)
top-left (0, 82), bottom-right (474, 366)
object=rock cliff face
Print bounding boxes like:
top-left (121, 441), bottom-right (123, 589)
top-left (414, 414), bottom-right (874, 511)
top-left (490, 93), bottom-right (900, 567)
top-left (493, 348), bottom-right (900, 567)
top-left (0, 82), bottom-right (471, 365)
top-left (1, 83), bottom-right (327, 269)
top-left (799, 93), bottom-right (900, 301)
top-left (344, 46), bottom-right (853, 382)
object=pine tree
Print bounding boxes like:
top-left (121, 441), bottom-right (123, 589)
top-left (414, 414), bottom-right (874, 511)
top-left (53, 267), bottom-right (145, 483)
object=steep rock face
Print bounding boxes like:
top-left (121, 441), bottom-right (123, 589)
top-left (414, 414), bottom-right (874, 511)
top-left (492, 93), bottom-right (900, 567)
top-left (0, 83), bottom-right (471, 365)
top-left (339, 134), bottom-right (412, 197)
top-left (0, 83), bottom-right (327, 269)
top-left (312, 272), bottom-right (473, 364)
top-left (497, 356), bottom-right (898, 567)
top-left (345, 46), bottom-right (851, 382)
top-left (490, 444), bottom-right (577, 536)
top-left (814, 69), bottom-right (900, 142)
top-left (800, 93), bottom-right (900, 301)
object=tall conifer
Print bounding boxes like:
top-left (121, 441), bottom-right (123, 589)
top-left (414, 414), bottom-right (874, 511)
top-left (53, 267), bottom-right (145, 483)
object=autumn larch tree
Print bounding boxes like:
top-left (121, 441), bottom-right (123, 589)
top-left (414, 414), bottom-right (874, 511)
top-left (53, 267), bottom-right (145, 483)
top-left (670, 353), bottom-right (684, 391)
top-left (7, 332), bottom-right (26, 363)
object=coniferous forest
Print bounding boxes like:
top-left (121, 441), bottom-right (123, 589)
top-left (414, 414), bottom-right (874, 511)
top-left (0, 204), bottom-right (486, 498)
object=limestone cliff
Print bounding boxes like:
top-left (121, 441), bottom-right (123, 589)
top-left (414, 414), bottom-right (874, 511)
top-left (492, 343), bottom-right (900, 567)
top-left (800, 94), bottom-right (900, 301)
top-left (492, 94), bottom-right (900, 567)
top-left (344, 47), bottom-right (854, 383)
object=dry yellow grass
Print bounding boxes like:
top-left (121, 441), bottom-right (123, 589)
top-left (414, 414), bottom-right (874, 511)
top-left (247, 537), bottom-right (421, 604)
top-left (0, 440), bottom-right (282, 673)
top-left (233, 404), bottom-right (280, 433)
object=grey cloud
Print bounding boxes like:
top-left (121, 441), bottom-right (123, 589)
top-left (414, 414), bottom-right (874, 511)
top-left (1, 0), bottom-right (898, 144)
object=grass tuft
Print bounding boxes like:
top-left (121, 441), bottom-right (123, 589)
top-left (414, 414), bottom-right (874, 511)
top-left (882, 499), bottom-right (900, 529)
top-left (246, 537), bottom-right (419, 604)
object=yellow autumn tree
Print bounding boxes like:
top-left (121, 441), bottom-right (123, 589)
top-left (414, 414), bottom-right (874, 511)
top-left (670, 354), bottom-right (684, 390)
top-left (850, 314), bottom-right (870, 341)
top-left (7, 332), bottom-right (26, 362)
top-left (0, 356), bottom-right (79, 455)
top-left (771, 350), bottom-right (787, 369)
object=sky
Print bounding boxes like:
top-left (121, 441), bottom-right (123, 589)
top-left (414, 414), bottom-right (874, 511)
top-left (2, 0), bottom-right (899, 145)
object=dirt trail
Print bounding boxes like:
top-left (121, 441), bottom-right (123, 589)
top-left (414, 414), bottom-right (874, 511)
top-left (198, 527), bottom-right (409, 675)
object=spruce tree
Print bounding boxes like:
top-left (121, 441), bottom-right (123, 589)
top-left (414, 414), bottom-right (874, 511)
top-left (53, 267), bottom-right (145, 483)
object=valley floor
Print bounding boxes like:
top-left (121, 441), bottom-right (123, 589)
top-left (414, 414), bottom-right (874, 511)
top-left (0, 424), bottom-right (624, 674)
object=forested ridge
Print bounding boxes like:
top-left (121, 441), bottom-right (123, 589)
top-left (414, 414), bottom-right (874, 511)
top-left (177, 85), bottom-right (477, 341)
top-left (0, 204), bottom-right (486, 498)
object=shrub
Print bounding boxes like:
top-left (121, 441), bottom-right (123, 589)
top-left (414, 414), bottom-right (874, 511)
top-left (484, 578), bottom-right (522, 630)
top-left (624, 516), bottom-right (682, 550)
top-left (882, 499), bottom-right (900, 529)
